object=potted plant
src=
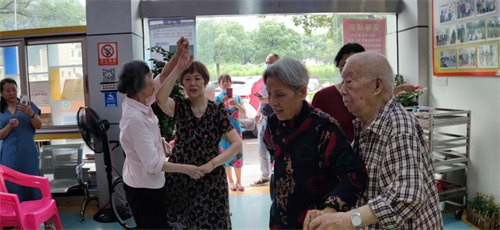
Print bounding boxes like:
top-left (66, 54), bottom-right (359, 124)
top-left (467, 193), bottom-right (500, 229)
top-left (149, 46), bottom-right (185, 141)
top-left (394, 74), bottom-right (426, 107)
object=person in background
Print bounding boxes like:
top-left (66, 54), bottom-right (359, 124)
top-left (251, 53), bottom-right (279, 186)
top-left (305, 52), bottom-right (442, 229)
top-left (312, 43), bottom-right (415, 143)
top-left (0, 78), bottom-right (49, 228)
top-left (118, 37), bottom-right (205, 229)
top-left (156, 44), bottom-right (243, 229)
top-left (216, 73), bottom-right (246, 192)
top-left (0, 78), bottom-right (43, 201)
top-left (263, 57), bottom-right (367, 229)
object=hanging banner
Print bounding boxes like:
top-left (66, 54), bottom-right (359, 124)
top-left (148, 18), bottom-right (196, 61)
top-left (342, 18), bottom-right (386, 56)
top-left (432, 0), bottom-right (499, 76)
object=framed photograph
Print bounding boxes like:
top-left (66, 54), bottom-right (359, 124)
top-left (477, 43), bottom-right (499, 68)
top-left (457, 0), bottom-right (475, 20)
top-left (476, 0), bottom-right (497, 16)
top-left (487, 16), bottom-right (500, 39)
top-left (440, 2), bottom-right (457, 24)
top-left (458, 47), bottom-right (477, 68)
top-left (440, 49), bottom-right (458, 69)
top-left (433, 0), bottom-right (500, 76)
top-left (466, 20), bottom-right (486, 43)
top-left (436, 27), bottom-right (451, 46)
top-left (450, 23), bottom-right (468, 44)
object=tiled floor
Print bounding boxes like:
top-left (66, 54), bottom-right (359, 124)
top-left (46, 152), bottom-right (477, 229)
top-left (53, 188), bottom-right (476, 230)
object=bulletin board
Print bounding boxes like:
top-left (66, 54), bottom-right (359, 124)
top-left (148, 18), bottom-right (196, 61)
top-left (432, 0), bottom-right (500, 76)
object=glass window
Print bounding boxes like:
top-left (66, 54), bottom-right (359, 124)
top-left (27, 42), bottom-right (84, 126)
top-left (0, 0), bottom-right (86, 32)
top-left (191, 14), bottom-right (396, 86)
top-left (0, 46), bottom-right (21, 95)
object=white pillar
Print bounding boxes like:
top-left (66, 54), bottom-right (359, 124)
top-left (397, 0), bottom-right (430, 105)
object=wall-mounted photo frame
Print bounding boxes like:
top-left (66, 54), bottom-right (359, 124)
top-left (433, 0), bottom-right (500, 76)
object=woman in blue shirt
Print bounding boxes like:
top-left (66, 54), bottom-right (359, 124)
top-left (0, 78), bottom-right (43, 202)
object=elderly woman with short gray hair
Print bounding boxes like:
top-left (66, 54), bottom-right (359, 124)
top-left (261, 57), bottom-right (368, 229)
top-left (117, 38), bottom-right (204, 229)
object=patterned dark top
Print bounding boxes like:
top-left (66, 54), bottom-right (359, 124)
top-left (165, 97), bottom-right (234, 229)
top-left (264, 101), bottom-right (368, 229)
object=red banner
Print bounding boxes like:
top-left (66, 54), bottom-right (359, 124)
top-left (342, 19), bottom-right (386, 56)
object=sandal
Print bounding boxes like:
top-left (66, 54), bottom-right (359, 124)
top-left (228, 183), bottom-right (237, 191)
top-left (44, 220), bottom-right (54, 230)
top-left (236, 183), bottom-right (245, 192)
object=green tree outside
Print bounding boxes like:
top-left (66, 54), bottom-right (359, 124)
top-left (0, 0), bottom-right (85, 31)
top-left (251, 21), bottom-right (305, 63)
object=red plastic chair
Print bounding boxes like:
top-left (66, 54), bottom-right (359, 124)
top-left (0, 165), bottom-right (63, 229)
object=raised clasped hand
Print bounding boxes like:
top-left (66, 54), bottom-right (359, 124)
top-left (176, 46), bottom-right (194, 73)
top-left (176, 37), bottom-right (189, 54)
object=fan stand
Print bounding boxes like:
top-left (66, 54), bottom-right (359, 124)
top-left (89, 119), bottom-right (118, 223)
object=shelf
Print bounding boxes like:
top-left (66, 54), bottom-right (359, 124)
top-left (408, 107), bottom-right (471, 128)
top-left (439, 188), bottom-right (467, 201)
top-left (433, 150), bottom-right (468, 169)
top-left (409, 106), bottom-right (470, 206)
top-left (434, 164), bottom-right (467, 173)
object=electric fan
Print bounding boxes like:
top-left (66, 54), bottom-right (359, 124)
top-left (76, 107), bottom-right (135, 229)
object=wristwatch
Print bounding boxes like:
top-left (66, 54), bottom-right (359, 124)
top-left (351, 208), bottom-right (363, 229)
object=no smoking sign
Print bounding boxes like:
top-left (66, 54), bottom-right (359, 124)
top-left (98, 42), bottom-right (118, 66)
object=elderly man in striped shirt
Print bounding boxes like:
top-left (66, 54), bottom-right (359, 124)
top-left (305, 51), bottom-right (443, 230)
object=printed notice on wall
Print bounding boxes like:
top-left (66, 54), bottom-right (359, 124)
top-left (148, 18), bottom-right (196, 61)
top-left (29, 81), bottom-right (50, 105)
top-left (342, 18), bottom-right (387, 56)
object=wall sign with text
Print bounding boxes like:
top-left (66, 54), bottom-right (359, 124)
top-left (342, 18), bottom-right (386, 56)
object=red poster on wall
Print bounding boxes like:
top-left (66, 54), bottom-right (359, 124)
top-left (342, 19), bottom-right (386, 56)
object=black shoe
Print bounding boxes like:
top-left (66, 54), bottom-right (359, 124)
top-left (250, 177), bottom-right (270, 186)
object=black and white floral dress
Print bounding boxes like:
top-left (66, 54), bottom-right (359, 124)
top-left (165, 97), bottom-right (234, 229)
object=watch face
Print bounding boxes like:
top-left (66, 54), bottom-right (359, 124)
top-left (352, 215), bottom-right (362, 226)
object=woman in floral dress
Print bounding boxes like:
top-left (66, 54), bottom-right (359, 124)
top-left (216, 74), bottom-right (246, 192)
top-left (156, 44), bottom-right (242, 229)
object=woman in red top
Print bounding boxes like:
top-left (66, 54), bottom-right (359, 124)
top-left (311, 43), bottom-right (364, 142)
top-left (312, 43), bottom-right (414, 142)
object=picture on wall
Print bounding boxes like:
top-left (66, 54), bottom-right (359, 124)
top-left (433, 0), bottom-right (500, 76)
top-left (476, 0), bottom-right (497, 16)
top-left (477, 43), bottom-right (499, 68)
top-left (466, 20), bottom-right (486, 42)
top-left (441, 49), bottom-right (458, 68)
top-left (450, 23), bottom-right (468, 44)
top-left (457, 0), bottom-right (475, 20)
top-left (458, 47), bottom-right (477, 68)
top-left (436, 27), bottom-right (450, 46)
top-left (487, 16), bottom-right (500, 39)
top-left (440, 2), bottom-right (457, 23)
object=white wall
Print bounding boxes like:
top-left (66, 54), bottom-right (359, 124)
top-left (430, 76), bottom-right (500, 200)
top-left (425, 1), bottom-right (500, 201)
